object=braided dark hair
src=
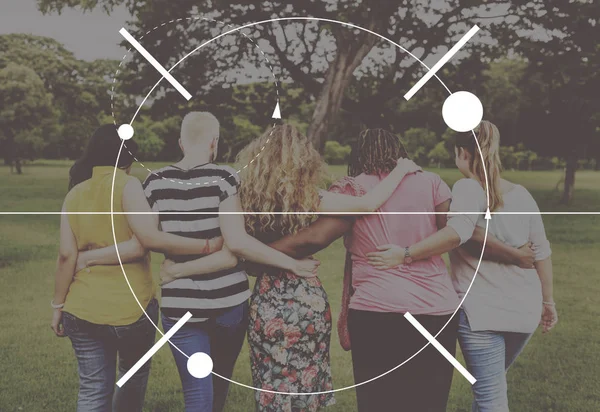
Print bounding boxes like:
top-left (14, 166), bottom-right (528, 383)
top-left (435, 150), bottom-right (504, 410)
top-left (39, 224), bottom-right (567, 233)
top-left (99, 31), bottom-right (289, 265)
top-left (348, 128), bottom-right (409, 177)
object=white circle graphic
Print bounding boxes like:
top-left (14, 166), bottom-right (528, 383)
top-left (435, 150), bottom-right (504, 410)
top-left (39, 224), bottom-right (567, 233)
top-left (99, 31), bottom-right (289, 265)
top-left (187, 352), bottom-right (214, 379)
top-left (442, 91), bottom-right (484, 132)
top-left (117, 124), bottom-right (135, 140)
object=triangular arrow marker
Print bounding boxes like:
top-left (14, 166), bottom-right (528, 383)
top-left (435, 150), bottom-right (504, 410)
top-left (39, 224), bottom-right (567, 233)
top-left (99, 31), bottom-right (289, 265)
top-left (485, 208), bottom-right (492, 220)
top-left (272, 101), bottom-right (281, 119)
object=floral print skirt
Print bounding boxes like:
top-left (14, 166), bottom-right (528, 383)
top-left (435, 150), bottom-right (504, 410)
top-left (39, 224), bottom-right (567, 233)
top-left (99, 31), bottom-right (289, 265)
top-left (249, 273), bottom-right (335, 411)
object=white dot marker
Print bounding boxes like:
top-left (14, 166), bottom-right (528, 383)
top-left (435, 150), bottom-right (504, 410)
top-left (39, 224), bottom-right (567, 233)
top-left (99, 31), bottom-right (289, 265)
top-left (187, 352), bottom-right (213, 379)
top-left (442, 91), bottom-right (484, 132)
top-left (118, 124), bottom-right (135, 140)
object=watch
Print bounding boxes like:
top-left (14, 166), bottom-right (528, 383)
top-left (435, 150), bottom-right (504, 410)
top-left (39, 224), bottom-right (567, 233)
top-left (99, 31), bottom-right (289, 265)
top-left (404, 247), bottom-right (413, 264)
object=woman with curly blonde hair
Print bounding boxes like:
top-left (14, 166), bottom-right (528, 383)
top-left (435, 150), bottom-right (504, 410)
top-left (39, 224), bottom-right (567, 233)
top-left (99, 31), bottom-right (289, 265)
top-left (237, 124), bottom-right (419, 411)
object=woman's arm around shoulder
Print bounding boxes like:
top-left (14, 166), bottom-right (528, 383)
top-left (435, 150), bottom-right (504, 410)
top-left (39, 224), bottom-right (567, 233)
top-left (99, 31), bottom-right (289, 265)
top-left (318, 159), bottom-right (421, 213)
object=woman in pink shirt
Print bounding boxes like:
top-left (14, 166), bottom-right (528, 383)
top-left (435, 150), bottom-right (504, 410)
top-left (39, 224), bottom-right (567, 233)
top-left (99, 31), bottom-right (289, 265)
top-left (333, 129), bottom-right (460, 411)
top-left (257, 129), bottom-right (459, 411)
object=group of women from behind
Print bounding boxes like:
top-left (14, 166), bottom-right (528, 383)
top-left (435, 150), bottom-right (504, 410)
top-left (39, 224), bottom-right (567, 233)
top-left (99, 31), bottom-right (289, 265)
top-left (51, 114), bottom-right (557, 412)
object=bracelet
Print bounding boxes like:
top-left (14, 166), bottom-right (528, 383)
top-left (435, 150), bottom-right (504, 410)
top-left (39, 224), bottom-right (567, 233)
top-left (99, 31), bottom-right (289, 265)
top-left (51, 300), bottom-right (64, 309)
top-left (542, 301), bottom-right (556, 306)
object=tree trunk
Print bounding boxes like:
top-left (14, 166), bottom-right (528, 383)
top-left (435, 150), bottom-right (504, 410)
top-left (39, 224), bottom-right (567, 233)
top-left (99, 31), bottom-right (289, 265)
top-left (15, 158), bottom-right (23, 174)
top-left (307, 39), bottom-right (377, 150)
top-left (306, 5), bottom-right (392, 150)
top-left (561, 152), bottom-right (577, 204)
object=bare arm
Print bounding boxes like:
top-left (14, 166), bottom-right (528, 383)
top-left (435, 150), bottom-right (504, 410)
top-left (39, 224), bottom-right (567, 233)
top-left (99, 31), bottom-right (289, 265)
top-left (76, 236), bottom-right (145, 271)
top-left (51, 202), bottom-right (78, 336)
top-left (160, 246), bottom-right (239, 285)
top-left (536, 257), bottom-right (557, 333)
top-left (53, 202), bottom-right (78, 305)
top-left (366, 198), bottom-right (459, 269)
top-left (219, 195), bottom-right (318, 277)
top-left (267, 216), bottom-right (352, 258)
top-left (535, 257), bottom-right (554, 303)
top-left (243, 216), bottom-right (352, 276)
top-left (76, 235), bottom-right (224, 271)
top-left (318, 159), bottom-right (420, 213)
top-left (462, 226), bottom-right (535, 268)
top-left (122, 178), bottom-right (212, 255)
top-left (436, 200), bottom-right (450, 230)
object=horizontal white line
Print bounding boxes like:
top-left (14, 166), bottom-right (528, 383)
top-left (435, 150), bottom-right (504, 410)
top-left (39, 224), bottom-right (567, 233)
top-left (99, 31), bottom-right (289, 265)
top-left (119, 28), bottom-right (192, 100)
top-left (404, 25), bottom-right (480, 100)
top-left (1, 212), bottom-right (599, 216)
top-left (404, 312), bottom-right (477, 385)
top-left (116, 311), bottom-right (192, 388)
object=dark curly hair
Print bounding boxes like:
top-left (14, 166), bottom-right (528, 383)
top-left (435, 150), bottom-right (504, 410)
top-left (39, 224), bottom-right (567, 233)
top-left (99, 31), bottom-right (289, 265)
top-left (348, 128), bottom-right (409, 177)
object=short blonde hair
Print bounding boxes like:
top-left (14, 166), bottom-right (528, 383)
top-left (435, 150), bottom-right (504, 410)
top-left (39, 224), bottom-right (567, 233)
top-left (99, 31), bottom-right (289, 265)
top-left (180, 112), bottom-right (220, 146)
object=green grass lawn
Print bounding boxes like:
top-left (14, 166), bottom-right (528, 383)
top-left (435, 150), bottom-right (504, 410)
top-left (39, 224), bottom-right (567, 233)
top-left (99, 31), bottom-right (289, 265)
top-left (1, 161), bottom-right (599, 411)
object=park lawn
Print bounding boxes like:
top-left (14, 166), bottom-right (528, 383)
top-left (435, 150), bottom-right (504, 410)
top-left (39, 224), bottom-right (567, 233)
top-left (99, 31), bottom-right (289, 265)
top-left (1, 161), bottom-right (599, 411)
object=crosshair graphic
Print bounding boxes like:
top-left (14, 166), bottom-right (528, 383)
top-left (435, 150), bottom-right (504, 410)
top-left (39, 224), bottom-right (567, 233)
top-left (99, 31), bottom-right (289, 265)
top-left (109, 16), bottom-right (491, 395)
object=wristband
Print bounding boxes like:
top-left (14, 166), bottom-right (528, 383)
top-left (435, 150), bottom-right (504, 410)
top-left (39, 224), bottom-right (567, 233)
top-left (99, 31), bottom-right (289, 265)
top-left (542, 301), bottom-right (556, 306)
top-left (51, 300), bottom-right (64, 309)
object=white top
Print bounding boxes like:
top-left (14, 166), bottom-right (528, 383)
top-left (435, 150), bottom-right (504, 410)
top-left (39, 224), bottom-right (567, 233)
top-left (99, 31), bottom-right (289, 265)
top-left (447, 179), bottom-right (551, 333)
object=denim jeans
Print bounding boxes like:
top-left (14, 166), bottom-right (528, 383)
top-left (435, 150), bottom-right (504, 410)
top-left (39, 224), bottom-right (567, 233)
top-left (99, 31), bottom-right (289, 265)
top-left (458, 309), bottom-right (533, 412)
top-left (161, 301), bottom-right (248, 412)
top-left (62, 299), bottom-right (158, 412)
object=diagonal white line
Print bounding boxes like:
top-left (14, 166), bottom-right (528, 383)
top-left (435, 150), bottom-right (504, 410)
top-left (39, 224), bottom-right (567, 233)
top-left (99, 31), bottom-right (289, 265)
top-left (116, 311), bottom-right (192, 388)
top-left (404, 25), bottom-right (480, 100)
top-left (404, 312), bottom-right (477, 384)
top-left (119, 28), bottom-right (192, 101)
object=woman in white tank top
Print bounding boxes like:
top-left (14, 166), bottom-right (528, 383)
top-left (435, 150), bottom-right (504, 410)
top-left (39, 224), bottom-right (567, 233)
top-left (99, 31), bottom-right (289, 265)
top-left (367, 121), bottom-right (558, 411)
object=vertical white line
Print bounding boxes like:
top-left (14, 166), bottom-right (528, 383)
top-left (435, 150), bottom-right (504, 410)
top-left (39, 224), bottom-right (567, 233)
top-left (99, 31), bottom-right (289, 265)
top-left (404, 25), bottom-right (480, 100)
top-left (116, 312), bottom-right (193, 387)
top-left (404, 312), bottom-right (477, 385)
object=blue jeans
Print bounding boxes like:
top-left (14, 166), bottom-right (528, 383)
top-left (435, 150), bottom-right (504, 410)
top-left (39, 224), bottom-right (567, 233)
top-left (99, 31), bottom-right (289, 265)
top-left (458, 309), bottom-right (533, 412)
top-left (161, 301), bottom-right (248, 412)
top-left (63, 299), bottom-right (158, 412)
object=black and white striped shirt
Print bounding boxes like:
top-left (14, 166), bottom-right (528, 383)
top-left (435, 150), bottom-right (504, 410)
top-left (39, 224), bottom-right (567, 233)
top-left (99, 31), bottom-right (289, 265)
top-left (143, 163), bottom-right (250, 322)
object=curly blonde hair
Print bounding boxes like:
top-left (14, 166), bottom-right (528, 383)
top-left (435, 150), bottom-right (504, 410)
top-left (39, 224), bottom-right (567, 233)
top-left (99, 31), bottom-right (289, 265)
top-left (236, 124), bottom-right (326, 237)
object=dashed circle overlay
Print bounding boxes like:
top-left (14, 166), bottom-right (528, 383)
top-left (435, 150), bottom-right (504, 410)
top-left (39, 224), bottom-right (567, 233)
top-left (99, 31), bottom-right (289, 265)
top-left (110, 16), bottom-right (281, 186)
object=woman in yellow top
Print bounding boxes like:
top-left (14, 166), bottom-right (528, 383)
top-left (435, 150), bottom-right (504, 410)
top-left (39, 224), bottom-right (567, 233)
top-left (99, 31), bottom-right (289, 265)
top-left (50, 125), bottom-right (221, 412)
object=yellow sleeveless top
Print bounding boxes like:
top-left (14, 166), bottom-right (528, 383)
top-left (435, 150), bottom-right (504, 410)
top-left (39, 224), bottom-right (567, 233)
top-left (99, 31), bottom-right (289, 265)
top-left (63, 166), bottom-right (155, 326)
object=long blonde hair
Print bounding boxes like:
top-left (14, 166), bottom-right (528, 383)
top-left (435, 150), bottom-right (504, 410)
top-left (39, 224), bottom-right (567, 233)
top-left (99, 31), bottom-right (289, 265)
top-left (236, 124), bottom-right (326, 236)
top-left (455, 120), bottom-right (503, 211)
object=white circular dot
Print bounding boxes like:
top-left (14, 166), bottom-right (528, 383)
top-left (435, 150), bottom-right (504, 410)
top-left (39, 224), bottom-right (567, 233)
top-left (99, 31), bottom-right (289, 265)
top-left (442, 91), bottom-right (484, 132)
top-left (187, 352), bottom-right (213, 379)
top-left (117, 124), bottom-right (135, 140)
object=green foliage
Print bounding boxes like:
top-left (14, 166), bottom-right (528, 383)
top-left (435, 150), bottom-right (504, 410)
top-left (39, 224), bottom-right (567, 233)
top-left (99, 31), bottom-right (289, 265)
top-left (427, 141), bottom-right (452, 168)
top-left (324, 141), bottom-right (352, 165)
top-left (0, 34), bottom-right (120, 163)
top-left (132, 116), bottom-right (167, 160)
top-left (401, 128), bottom-right (438, 166)
top-left (0, 63), bottom-right (57, 170)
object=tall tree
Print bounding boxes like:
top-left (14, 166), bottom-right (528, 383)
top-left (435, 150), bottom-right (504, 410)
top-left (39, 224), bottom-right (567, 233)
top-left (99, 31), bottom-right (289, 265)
top-left (39, 0), bottom-right (552, 149)
top-left (0, 34), bottom-right (120, 159)
top-left (505, 0), bottom-right (600, 203)
top-left (0, 64), bottom-right (56, 173)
